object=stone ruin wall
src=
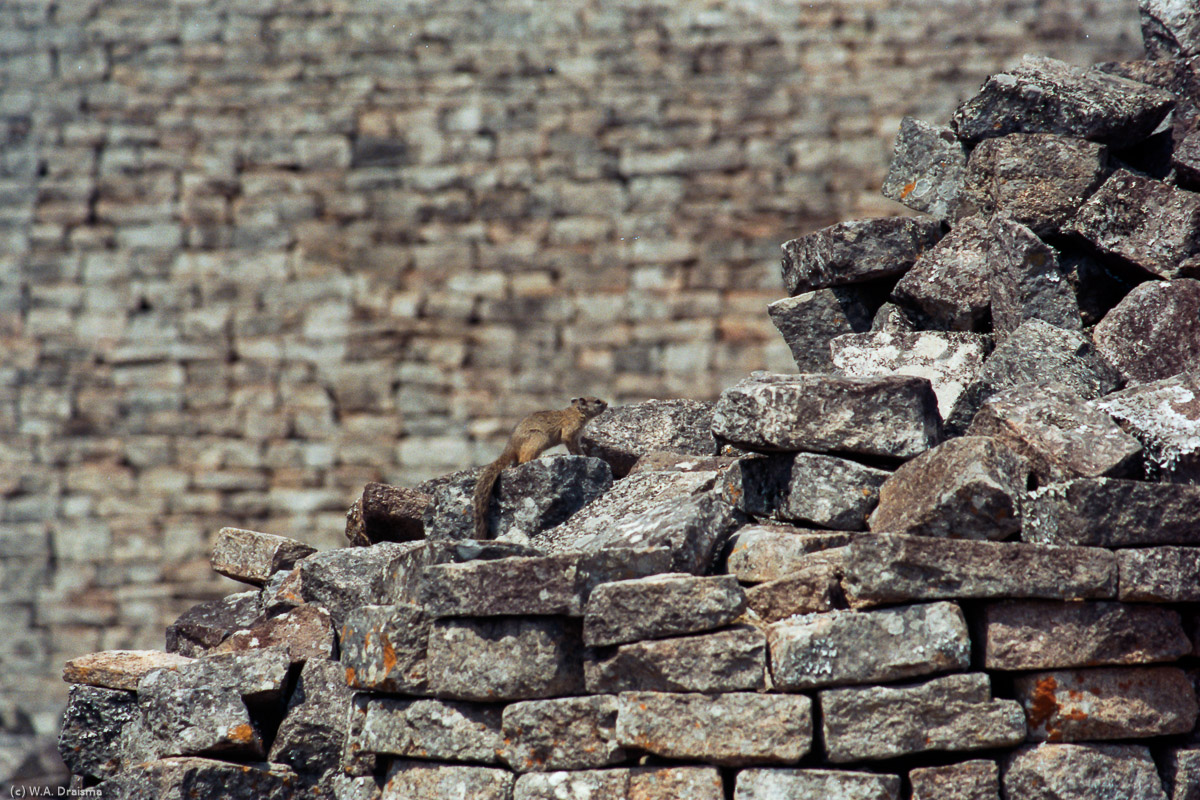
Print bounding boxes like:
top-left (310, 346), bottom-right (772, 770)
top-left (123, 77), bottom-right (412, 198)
top-left (0, 0), bottom-right (1142, 766)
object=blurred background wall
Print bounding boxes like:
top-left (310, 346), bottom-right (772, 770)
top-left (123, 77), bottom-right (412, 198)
top-left (0, 0), bottom-right (1141, 773)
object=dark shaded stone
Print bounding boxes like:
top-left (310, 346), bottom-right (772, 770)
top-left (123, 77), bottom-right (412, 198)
top-left (356, 482), bottom-right (429, 544)
top-left (1140, 0), bottom-right (1200, 59)
top-left (165, 590), bottom-right (263, 657)
top-left (269, 658), bottom-right (355, 776)
top-left (1096, 370), bottom-right (1200, 482)
top-left (767, 288), bottom-right (875, 372)
top-left (1163, 747), bottom-right (1200, 800)
top-left (881, 116), bottom-right (967, 219)
top-left (1093, 278), bottom-right (1200, 384)
top-left (988, 217), bottom-right (1080, 334)
top-left (1061, 247), bottom-right (1144, 327)
top-left (579, 399), bottom-right (718, 477)
top-left (583, 573), bottom-right (745, 647)
top-left (58, 684), bottom-right (139, 780)
top-left (1003, 744), bottom-right (1168, 800)
top-left (1175, 129), bottom-right (1200, 189)
top-left (891, 216), bottom-right (992, 332)
top-left (341, 603), bottom-right (430, 694)
top-left (211, 527), bottom-right (317, 586)
top-left (1024, 478), bottom-right (1200, 547)
top-left (780, 217), bottom-right (943, 295)
top-left (584, 625), bottom-right (766, 693)
top-left (108, 757), bottom-right (298, 800)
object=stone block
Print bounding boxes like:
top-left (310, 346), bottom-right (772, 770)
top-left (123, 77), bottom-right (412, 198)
top-left (269, 658), bottom-right (355, 776)
top-left (340, 603), bottom-right (429, 694)
top-left (628, 767), bottom-right (724, 800)
top-left (910, 761), bottom-right (999, 800)
top-left (137, 671), bottom-right (263, 759)
top-left (1024, 478), bottom-right (1200, 546)
top-left (382, 761), bottom-right (513, 800)
top-left (767, 288), bottom-right (874, 372)
top-left (110, 757), bottom-right (298, 800)
top-left (713, 373), bottom-right (942, 459)
top-left (780, 217), bottom-right (943, 295)
top-left (891, 216), bottom-right (992, 332)
top-left (1162, 747), bottom-right (1200, 800)
top-left (745, 563), bottom-right (842, 622)
top-left (881, 116), bottom-right (967, 219)
top-left (360, 697), bottom-right (505, 764)
top-left (165, 590), bottom-right (262, 657)
top-left (293, 541), bottom-right (424, 630)
top-left (512, 770), bottom-right (628, 800)
top-left (1118, 547), bottom-right (1200, 601)
top-left (616, 692), bottom-right (811, 766)
top-left (987, 217), bottom-right (1081, 334)
top-left (346, 482), bottom-right (430, 546)
top-left (723, 526), bottom-right (855, 583)
top-left (723, 452), bottom-right (889, 531)
top-left (384, 539), bottom-right (543, 605)
top-left (1096, 370), bottom-right (1200, 483)
top-left (1175, 129), bottom-right (1200, 188)
top-left (582, 573), bottom-right (745, 647)
top-left (1140, 0), bottom-right (1200, 59)
top-left (820, 673), bottom-right (1026, 762)
top-left (62, 650), bottom-right (192, 692)
top-left (579, 399), bottom-right (717, 477)
top-left (735, 769), bottom-right (900, 800)
top-left (57, 684), bottom-right (139, 780)
top-left (585, 625), bottom-right (766, 693)
top-left (1093, 278), bottom-right (1200, 383)
top-left (210, 526), bottom-right (316, 586)
top-left (501, 695), bottom-right (624, 772)
top-left (209, 603), bottom-right (334, 664)
top-left (1015, 666), bottom-right (1198, 741)
top-left (768, 602), bottom-right (969, 691)
top-left (1003, 744), bottom-right (1167, 800)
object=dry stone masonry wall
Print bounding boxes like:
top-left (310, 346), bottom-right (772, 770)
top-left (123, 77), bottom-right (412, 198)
top-left (49, 1), bottom-right (1200, 797)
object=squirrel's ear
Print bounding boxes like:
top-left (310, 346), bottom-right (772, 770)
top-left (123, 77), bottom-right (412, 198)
top-left (572, 397), bottom-right (582, 404)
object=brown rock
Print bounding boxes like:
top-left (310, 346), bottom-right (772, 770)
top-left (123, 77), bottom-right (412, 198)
top-left (891, 216), bottom-right (992, 332)
top-left (1023, 478), bottom-right (1200, 547)
top-left (744, 562), bottom-right (842, 622)
top-left (1118, 547), bottom-right (1200, 601)
top-left (1097, 370), bottom-right (1200, 483)
top-left (63, 650), bottom-right (193, 692)
top-left (1003, 744), bottom-right (1168, 800)
top-left (780, 217), bottom-right (943, 295)
top-left (209, 603), bottom-right (334, 664)
top-left (910, 761), bottom-right (1000, 800)
top-left (723, 525), bottom-right (855, 583)
top-left (584, 625), bottom-right (765, 694)
top-left (360, 482), bottom-right (430, 543)
top-left (210, 527), bottom-right (316, 587)
top-left (1093, 278), bottom-right (1200, 384)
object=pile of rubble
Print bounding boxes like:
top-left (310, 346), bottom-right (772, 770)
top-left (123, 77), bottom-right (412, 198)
top-left (56, 2), bottom-right (1200, 798)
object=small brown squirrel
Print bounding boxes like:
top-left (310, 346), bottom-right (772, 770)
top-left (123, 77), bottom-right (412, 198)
top-left (472, 396), bottom-right (608, 538)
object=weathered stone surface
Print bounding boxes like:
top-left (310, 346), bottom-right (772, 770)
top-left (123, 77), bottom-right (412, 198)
top-left (868, 437), bottom-right (1028, 541)
top-left (1163, 747), bottom-right (1200, 800)
top-left (628, 767), bottom-right (724, 800)
top-left (713, 373), bottom-right (942, 459)
top-left (910, 761), bottom-right (999, 800)
top-left (968, 383), bottom-right (1141, 484)
top-left (1093, 279), bottom-right (1200, 384)
top-left (629, 451), bottom-right (738, 474)
top-left (137, 670), bottom-right (263, 758)
top-left (385, 539), bottom-right (543, 605)
top-left (342, 695), bottom-right (376, 779)
top-left (57, 684), bottom-right (140, 780)
top-left (1097, 56), bottom-right (1200, 144)
top-left (427, 616), bottom-right (584, 701)
top-left (1004, 744), bottom-right (1167, 800)
top-left (956, 134), bottom-right (1109, 235)
top-left (579, 399), bottom-right (718, 477)
top-left (1141, 0), bottom-right (1200, 58)
top-left (891, 216), bottom-right (992, 332)
top-left (110, 757), bottom-right (298, 800)
top-left (1175, 129), bottom-right (1200, 189)
top-left (768, 602), bottom-right (969, 690)
top-left (820, 673), bottom-right (1026, 762)
top-left (62, 650), bottom-right (193, 692)
top-left (616, 692), bottom-right (811, 766)
top-left (1066, 171), bottom-right (1200, 280)
top-left (585, 625), bottom-right (765, 693)
top-left (341, 603), bottom-right (429, 694)
top-left (583, 573), bottom-right (745, 646)
top-left (382, 761), bottom-right (513, 800)
top-left (780, 217), bottom-right (943, 295)
top-left (1015, 666), bottom-right (1198, 741)
top-left (882, 116), bottom-right (968, 219)
top-left (361, 697), bottom-right (505, 764)
top-left (744, 562), bottom-right (843, 622)
top-left (269, 657), bottom-right (355, 775)
top-left (210, 603), bottom-right (335, 664)
top-left (502, 695), bottom-right (624, 772)
top-left (512, 766), bottom-right (728, 800)
top-left (984, 600), bottom-right (1192, 670)
top-left (1062, 246), bottom-right (1143, 327)
top-left (294, 541), bottom-right (424, 629)
top-left (1118, 547), bottom-right (1200, 601)
top-left (1024, 478), bottom-right (1200, 546)
top-left (988, 217), bottom-right (1081, 334)
top-left (165, 590), bottom-right (263, 657)
top-left (767, 288), bottom-right (875, 372)
top-left (1097, 370), bottom-right (1200, 482)
top-left (724, 525), bottom-right (855, 583)
top-left (210, 527), bottom-right (316, 586)
top-left (952, 55), bottom-right (1175, 147)
top-left (350, 482), bottom-right (430, 545)
top-left (735, 769), bottom-right (900, 800)
top-left (843, 534), bottom-right (1117, 608)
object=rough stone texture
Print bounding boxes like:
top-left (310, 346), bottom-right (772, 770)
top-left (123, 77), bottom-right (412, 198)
top-left (910, 761), bottom-right (1000, 800)
top-left (209, 603), bottom-right (335, 664)
top-left (1175, 129), bottom-right (1200, 189)
top-left (745, 563), bottom-right (843, 622)
top-left (62, 650), bottom-right (193, 692)
top-left (582, 573), bottom-right (745, 647)
top-left (735, 769), bottom-right (900, 800)
top-left (984, 600), bottom-right (1192, 670)
top-left (289, 541), bottom-right (423, 631)
top-left (360, 697), bottom-right (505, 764)
top-left (882, 116), bottom-right (967, 219)
top-left (967, 383), bottom-right (1141, 484)
top-left (1118, 547), bottom-right (1200, 602)
top-left (831, 330), bottom-right (991, 422)
top-left (1097, 370), bottom-right (1200, 482)
top-left (713, 373), bottom-right (942, 459)
top-left (57, 685), bottom-right (140, 780)
top-left (616, 692), bottom-right (811, 766)
top-left (384, 539), bottom-right (543, 606)
top-left (269, 658), bottom-right (355, 776)
top-left (867, 437), bottom-right (1029, 541)
top-left (579, 400), bottom-right (718, 477)
top-left (1066, 171), bottom-right (1200, 280)
top-left (424, 455), bottom-right (613, 542)
top-left (952, 55), bottom-right (1175, 147)
top-left (843, 534), bottom-right (1117, 608)
top-left (1163, 747), bottom-right (1200, 800)
top-left (165, 591), bottom-right (263, 657)
top-left (629, 451), bottom-right (738, 475)
top-left (1014, 666), bottom-right (1198, 741)
top-left (348, 483), bottom-right (430, 546)
top-left (987, 217), bottom-right (1081, 334)
top-left (780, 217), bottom-right (943, 295)
top-left (891, 216), bottom-right (992, 332)
top-left (382, 761), bottom-right (513, 800)
top-left (723, 526), bottom-right (855, 583)
top-left (820, 673), bottom-right (1026, 762)
top-left (1141, 0), bottom-right (1200, 58)
top-left (767, 288), bottom-right (875, 372)
top-left (106, 757), bottom-right (298, 800)
top-left (1023, 478), bottom-right (1200, 547)
top-left (501, 695), bottom-right (624, 772)
top-left (584, 625), bottom-right (766, 693)
top-left (767, 602), bottom-right (970, 690)
top-left (1092, 279), bottom-right (1200, 384)
top-left (341, 603), bottom-right (430, 694)
top-left (137, 670), bottom-right (264, 759)
top-left (521, 767), bottom-right (727, 799)
top-left (427, 616), bottom-right (584, 701)
top-left (210, 527), bottom-right (317, 586)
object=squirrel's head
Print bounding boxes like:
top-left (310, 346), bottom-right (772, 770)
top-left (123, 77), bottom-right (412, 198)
top-left (571, 396), bottom-right (608, 419)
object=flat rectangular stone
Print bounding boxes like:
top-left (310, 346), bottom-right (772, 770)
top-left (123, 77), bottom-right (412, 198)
top-left (724, 526), bottom-right (854, 583)
top-left (1003, 743), bottom-right (1168, 800)
top-left (1163, 747), bottom-right (1200, 800)
top-left (1096, 370), bottom-right (1200, 484)
top-left (295, 541), bottom-right (425, 629)
top-left (421, 553), bottom-right (586, 617)
top-left (117, 758), bottom-right (298, 799)
top-left (744, 562), bottom-right (841, 622)
top-left (583, 573), bottom-right (745, 647)
top-left (768, 602), bottom-right (969, 690)
top-left (735, 768), bottom-right (900, 800)
top-left (501, 695), bottom-right (624, 772)
top-left (843, 534), bottom-right (1117, 608)
top-left (62, 650), bottom-right (193, 692)
top-left (1025, 479), bottom-right (1200, 547)
top-left (428, 617), bottom-right (584, 701)
top-left (629, 767), bottom-right (724, 800)
top-left (910, 761), bottom-right (1000, 800)
top-left (1119, 547), bottom-right (1200, 601)
top-left (210, 527), bottom-right (316, 586)
top-left (780, 217), bottom-right (943, 294)
top-left (820, 673), bottom-right (1026, 762)
top-left (513, 770), bottom-right (629, 800)
top-left (383, 539), bottom-right (544, 605)
top-left (360, 697), bottom-right (505, 764)
top-left (616, 692), bottom-right (811, 766)
top-left (1014, 667), bottom-right (1198, 741)
top-left (340, 603), bottom-right (429, 694)
top-left (382, 761), bottom-right (513, 800)
top-left (210, 603), bottom-right (334, 664)
top-left (585, 625), bottom-right (765, 693)
top-left (984, 600), bottom-right (1192, 670)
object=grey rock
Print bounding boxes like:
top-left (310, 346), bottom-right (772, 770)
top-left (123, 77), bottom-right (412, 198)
top-left (616, 692), bottom-right (811, 766)
top-left (58, 684), bottom-right (139, 780)
top-left (724, 525), bottom-right (855, 583)
top-left (1097, 57), bottom-right (1200, 145)
top-left (735, 769), bottom-right (900, 800)
top-left (150, 648), bottom-right (291, 704)
top-left (340, 603), bottom-right (429, 694)
top-left (1097, 370), bottom-right (1200, 483)
top-left (767, 602), bottom-right (969, 691)
top-left (582, 573), bottom-right (745, 647)
top-left (385, 539), bottom-right (543, 605)
top-left (628, 451), bottom-right (738, 474)
top-left (1014, 666), bottom-right (1198, 741)
top-left (1175, 129), bottom-right (1200, 189)
top-left (780, 217), bottom-right (943, 295)
top-left (745, 562), bottom-right (843, 622)
top-left (382, 761), bottom-right (513, 800)
top-left (1141, 0), bottom-right (1200, 58)
top-left (867, 437), bottom-right (1028, 541)
top-left (1093, 279), bottom-right (1200, 384)
top-left (165, 590), bottom-right (262, 657)
top-left (62, 650), bottom-right (193, 692)
top-left (349, 482), bottom-right (430, 546)
top-left (270, 658), bottom-right (355, 776)
top-left (585, 625), bottom-right (766, 693)
top-left (891, 216), bottom-right (992, 332)
top-left (988, 217), bottom-right (1081, 334)
top-left (294, 541), bottom-right (425, 630)
top-left (501, 695), bottom-right (624, 772)
top-left (342, 695), bottom-right (376, 779)
top-left (626, 767), bottom-right (725, 800)
top-left (109, 757), bottom-right (298, 800)
top-left (210, 603), bottom-right (335, 664)
top-left (137, 670), bottom-right (263, 759)
top-left (767, 288), bottom-right (875, 372)
top-left (968, 383), bottom-right (1142, 484)
top-left (881, 116), bottom-right (967, 219)
top-left (820, 673), bottom-right (1026, 762)
top-left (579, 399), bottom-right (718, 477)
top-left (713, 373), bottom-right (942, 459)
top-left (951, 55), bottom-right (1175, 147)
top-left (1118, 547), bottom-right (1200, 601)
top-left (984, 600), bottom-right (1192, 670)
top-left (1163, 747), bottom-right (1200, 800)
top-left (1003, 744), bottom-right (1167, 800)
top-left (211, 527), bottom-right (316, 586)
top-left (1023, 478), bottom-right (1200, 546)
top-left (330, 775), bottom-right (381, 800)
top-left (427, 616), bottom-right (584, 701)
top-left (360, 697), bottom-right (505, 764)
top-left (909, 761), bottom-right (999, 800)
top-left (843, 534), bottom-right (1117, 608)
top-left (1066, 170), bottom-right (1200, 280)
top-left (512, 769), bottom-right (627, 800)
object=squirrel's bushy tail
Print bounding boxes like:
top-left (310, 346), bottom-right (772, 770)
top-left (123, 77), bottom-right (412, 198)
top-left (472, 449), bottom-right (515, 538)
